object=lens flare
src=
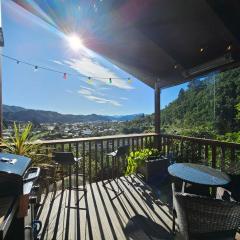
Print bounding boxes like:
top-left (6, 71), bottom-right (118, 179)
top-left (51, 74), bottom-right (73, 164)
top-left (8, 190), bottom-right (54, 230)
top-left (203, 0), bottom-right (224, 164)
top-left (67, 34), bottom-right (84, 51)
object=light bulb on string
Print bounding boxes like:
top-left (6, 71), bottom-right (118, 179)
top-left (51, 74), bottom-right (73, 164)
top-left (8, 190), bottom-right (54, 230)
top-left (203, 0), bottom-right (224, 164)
top-left (1, 53), bottom-right (141, 85)
top-left (227, 45), bottom-right (232, 51)
top-left (87, 76), bottom-right (92, 84)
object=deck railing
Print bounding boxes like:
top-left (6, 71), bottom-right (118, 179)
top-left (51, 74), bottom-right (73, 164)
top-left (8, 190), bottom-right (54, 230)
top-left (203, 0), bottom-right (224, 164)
top-left (160, 134), bottom-right (240, 172)
top-left (38, 133), bottom-right (157, 183)
top-left (20, 133), bottom-right (240, 184)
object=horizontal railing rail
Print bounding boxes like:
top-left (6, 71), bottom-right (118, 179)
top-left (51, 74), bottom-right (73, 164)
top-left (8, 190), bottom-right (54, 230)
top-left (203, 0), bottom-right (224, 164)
top-left (2, 132), bottom-right (239, 185)
top-left (159, 134), bottom-right (240, 172)
top-left (36, 133), bottom-right (158, 183)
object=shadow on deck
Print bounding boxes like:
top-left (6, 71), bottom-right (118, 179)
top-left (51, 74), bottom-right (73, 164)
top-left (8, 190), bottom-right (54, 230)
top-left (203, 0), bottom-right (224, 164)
top-left (37, 175), bottom-right (175, 240)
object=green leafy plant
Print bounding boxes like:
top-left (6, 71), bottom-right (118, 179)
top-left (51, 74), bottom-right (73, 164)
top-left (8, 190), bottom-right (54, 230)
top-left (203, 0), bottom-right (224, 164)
top-left (125, 148), bottom-right (160, 175)
top-left (1, 122), bottom-right (42, 160)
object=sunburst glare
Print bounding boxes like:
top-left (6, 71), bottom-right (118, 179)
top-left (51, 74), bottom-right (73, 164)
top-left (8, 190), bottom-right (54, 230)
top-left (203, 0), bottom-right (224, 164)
top-left (67, 34), bottom-right (84, 51)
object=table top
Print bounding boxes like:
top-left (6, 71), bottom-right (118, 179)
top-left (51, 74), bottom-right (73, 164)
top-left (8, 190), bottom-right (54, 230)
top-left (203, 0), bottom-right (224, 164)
top-left (168, 163), bottom-right (230, 187)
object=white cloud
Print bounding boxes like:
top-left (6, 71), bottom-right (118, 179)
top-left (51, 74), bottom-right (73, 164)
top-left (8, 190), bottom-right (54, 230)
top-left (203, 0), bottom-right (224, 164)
top-left (78, 86), bottom-right (121, 107)
top-left (79, 85), bottom-right (94, 91)
top-left (64, 57), bottom-right (133, 90)
top-left (120, 97), bottom-right (128, 100)
top-left (66, 89), bottom-right (73, 94)
top-left (99, 87), bottom-right (110, 90)
top-left (78, 89), bottom-right (92, 95)
top-left (85, 95), bottom-right (121, 106)
top-left (52, 60), bottom-right (63, 65)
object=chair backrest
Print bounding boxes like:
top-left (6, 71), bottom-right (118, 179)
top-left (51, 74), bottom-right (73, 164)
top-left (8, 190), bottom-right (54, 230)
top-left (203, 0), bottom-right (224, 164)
top-left (116, 145), bottom-right (130, 158)
top-left (52, 152), bottom-right (75, 165)
top-left (172, 183), bottom-right (240, 239)
top-left (226, 174), bottom-right (240, 201)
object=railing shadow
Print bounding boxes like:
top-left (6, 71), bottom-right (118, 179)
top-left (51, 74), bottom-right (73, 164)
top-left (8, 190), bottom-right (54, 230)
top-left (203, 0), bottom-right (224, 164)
top-left (119, 176), bottom-right (172, 233)
top-left (104, 175), bottom-right (173, 239)
top-left (125, 214), bottom-right (172, 240)
top-left (40, 190), bottom-right (57, 240)
top-left (131, 175), bottom-right (173, 218)
top-left (38, 174), bottom-right (174, 240)
top-left (52, 189), bottom-right (65, 240)
top-left (96, 180), bottom-right (127, 239)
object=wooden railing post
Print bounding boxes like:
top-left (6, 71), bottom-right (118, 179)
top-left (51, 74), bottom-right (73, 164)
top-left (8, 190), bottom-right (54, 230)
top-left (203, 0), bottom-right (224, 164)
top-left (31, 133), bottom-right (240, 184)
top-left (211, 145), bottom-right (216, 169)
top-left (154, 81), bottom-right (161, 150)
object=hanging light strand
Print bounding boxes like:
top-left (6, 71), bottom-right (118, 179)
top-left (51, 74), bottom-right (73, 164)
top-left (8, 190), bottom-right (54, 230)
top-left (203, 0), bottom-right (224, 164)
top-left (1, 53), bottom-right (132, 83)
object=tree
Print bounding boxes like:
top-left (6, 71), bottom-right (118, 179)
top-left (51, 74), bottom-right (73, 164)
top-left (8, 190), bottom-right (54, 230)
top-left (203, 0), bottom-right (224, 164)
top-left (178, 88), bottom-right (185, 98)
top-left (236, 103), bottom-right (240, 121)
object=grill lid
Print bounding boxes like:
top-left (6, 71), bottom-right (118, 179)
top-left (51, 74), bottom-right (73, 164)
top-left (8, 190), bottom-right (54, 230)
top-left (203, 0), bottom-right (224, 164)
top-left (0, 153), bottom-right (31, 177)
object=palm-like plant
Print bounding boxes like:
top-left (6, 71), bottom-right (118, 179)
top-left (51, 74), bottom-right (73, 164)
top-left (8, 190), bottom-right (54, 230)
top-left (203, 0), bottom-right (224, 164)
top-left (1, 122), bottom-right (42, 159)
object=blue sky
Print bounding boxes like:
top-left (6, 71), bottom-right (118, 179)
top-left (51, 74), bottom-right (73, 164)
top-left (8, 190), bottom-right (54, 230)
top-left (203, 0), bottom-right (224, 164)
top-left (2, 1), bottom-right (188, 115)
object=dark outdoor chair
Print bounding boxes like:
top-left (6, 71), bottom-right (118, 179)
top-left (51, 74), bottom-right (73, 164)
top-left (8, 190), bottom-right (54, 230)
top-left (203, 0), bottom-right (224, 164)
top-left (103, 145), bottom-right (130, 200)
top-left (223, 174), bottom-right (240, 201)
top-left (52, 152), bottom-right (86, 205)
top-left (172, 183), bottom-right (240, 240)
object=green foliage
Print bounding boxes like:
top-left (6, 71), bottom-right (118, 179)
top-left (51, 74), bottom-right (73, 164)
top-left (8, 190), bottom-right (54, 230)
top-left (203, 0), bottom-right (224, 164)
top-left (236, 103), bottom-right (240, 121)
top-left (1, 122), bottom-right (42, 161)
top-left (125, 148), bottom-right (160, 175)
top-left (216, 103), bottom-right (240, 144)
top-left (217, 132), bottom-right (240, 143)
top-left (161, 67), bottom-right (240, 135)
top-left (119, 115), bottom-right (154, 134)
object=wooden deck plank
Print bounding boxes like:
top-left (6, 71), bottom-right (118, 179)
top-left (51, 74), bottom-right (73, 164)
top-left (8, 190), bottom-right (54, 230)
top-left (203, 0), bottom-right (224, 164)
top-left (38, 176), bottom-right (174, 240)
top-left (94, 181), bottom-right (127, 240)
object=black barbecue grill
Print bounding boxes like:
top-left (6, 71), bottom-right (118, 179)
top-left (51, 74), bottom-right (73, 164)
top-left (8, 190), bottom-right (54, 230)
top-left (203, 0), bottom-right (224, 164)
top-left (0, 153), bottom-right (40, 240)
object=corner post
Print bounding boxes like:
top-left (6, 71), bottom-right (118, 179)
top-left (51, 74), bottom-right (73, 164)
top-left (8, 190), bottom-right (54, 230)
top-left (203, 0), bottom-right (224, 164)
top-left (0, 0), bottom-right (3, 138)
top-left (154, 81), bottom-right (161, 149)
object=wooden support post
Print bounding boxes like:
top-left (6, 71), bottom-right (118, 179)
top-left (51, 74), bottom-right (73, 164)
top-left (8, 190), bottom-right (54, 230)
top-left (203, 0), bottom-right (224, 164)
top-left (0, 1), bottom-right (4, 138)
top-left (154, 81), bottom-right (161, 149)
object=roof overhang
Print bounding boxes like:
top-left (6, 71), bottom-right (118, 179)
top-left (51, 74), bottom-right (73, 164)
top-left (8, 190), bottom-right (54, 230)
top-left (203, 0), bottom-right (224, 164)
top-left (11, 0), bottom-right (240, 89)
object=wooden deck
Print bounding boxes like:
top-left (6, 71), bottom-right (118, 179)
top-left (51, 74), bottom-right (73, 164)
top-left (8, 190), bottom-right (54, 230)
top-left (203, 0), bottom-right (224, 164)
top-left (37, 175), bottom-right (174, 240)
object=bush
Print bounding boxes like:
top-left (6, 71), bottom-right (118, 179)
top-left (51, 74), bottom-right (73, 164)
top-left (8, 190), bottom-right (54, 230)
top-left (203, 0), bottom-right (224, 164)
top-left (125, 148), bottom-right (161, 175)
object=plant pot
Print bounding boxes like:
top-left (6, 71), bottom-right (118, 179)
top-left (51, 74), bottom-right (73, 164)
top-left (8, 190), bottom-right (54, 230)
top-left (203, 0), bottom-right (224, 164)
top-left (138, 156), bottom-right (169, 183)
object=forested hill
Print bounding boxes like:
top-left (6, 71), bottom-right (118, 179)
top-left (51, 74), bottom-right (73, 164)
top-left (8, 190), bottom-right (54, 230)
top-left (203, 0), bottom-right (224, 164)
top-left (3, 105), bottom-right (141, 123)
top-left (161, 67), bottom-right (240, 135)
top-left (123, 67), bottom-right (240, 137)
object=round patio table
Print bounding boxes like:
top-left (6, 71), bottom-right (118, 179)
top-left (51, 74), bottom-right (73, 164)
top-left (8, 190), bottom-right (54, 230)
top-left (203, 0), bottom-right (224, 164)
top-left (168, 163), bottom-right (230, 191)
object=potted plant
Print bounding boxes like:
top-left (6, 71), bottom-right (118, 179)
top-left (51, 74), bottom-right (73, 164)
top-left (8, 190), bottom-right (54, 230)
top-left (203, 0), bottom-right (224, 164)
top-left (125, 148), bottom-right (169, 183)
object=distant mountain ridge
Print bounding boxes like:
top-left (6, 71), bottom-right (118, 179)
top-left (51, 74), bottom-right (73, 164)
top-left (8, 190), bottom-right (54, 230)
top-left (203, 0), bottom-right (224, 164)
top-left (3, 105), bottom-right (142, 123)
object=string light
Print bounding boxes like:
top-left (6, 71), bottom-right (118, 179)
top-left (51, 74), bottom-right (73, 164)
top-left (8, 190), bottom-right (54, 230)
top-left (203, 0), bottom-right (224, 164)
top-left (1, 53), bottom-right (131, 83)
top-left (127, 77), bottom-right (132, 83)
top-left (87, 76), bottom-right (93, 84)
top-left (200, 48), bottom-right (204, 53)
top-left (227, 45), bottom-right (232, 51)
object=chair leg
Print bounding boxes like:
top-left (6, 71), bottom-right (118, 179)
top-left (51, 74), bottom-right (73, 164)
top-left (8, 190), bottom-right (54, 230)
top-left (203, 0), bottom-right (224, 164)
top-left (172, 208), bottom-right (176, 234)
top-left (74, 162), bottom-right (87, 206)
top-left (103, 157), bottom-right (123, 200)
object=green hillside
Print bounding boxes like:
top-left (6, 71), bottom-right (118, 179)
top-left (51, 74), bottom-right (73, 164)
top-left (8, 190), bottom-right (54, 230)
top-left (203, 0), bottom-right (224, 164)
top-left (124, 67), bottom-right (240, 141)
top-left (161, 67), bottom-right (240, 137)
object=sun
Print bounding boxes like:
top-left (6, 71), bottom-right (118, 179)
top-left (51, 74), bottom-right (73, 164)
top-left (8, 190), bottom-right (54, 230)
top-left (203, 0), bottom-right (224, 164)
top-left (67, 34), bottom-right (84, 51)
